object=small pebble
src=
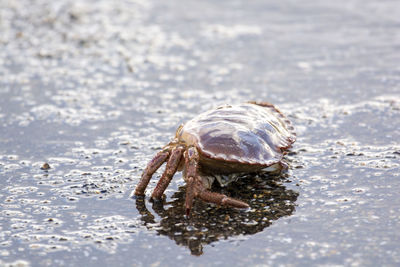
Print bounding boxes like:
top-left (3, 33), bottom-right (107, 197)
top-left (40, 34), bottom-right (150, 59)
top-left (41, 163), bottom-right (51, 170)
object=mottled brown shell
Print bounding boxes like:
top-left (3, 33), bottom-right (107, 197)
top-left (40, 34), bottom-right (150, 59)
top-left (178, 102), bottom-right (296, 171)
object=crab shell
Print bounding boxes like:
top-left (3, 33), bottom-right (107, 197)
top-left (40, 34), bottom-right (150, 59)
top-left (177, 102), bottom-right (296, 175)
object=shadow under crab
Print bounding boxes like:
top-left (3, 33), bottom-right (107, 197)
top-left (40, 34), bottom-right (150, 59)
top-left (135, 173), bottom-right (299, 256)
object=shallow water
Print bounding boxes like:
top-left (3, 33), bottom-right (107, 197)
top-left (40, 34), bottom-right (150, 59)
top-left (1, 0), bottom-right (399, 266)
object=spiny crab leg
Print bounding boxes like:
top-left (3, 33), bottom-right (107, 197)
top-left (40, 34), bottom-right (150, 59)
top-left (151, 146), bottom-right (185, 199)
top-left (184, 147), bottom-right (250, 216)
top-left (134, 149), bottom-right (171, 196)
top-left (184, 147), bottom-right (200, 215)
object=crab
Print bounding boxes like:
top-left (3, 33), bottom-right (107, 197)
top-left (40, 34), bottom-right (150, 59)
top-left (134, 101), bottom-right (296, 215)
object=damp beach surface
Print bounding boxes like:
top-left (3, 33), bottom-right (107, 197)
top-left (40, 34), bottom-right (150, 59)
top-left (1, 0), bottom-right (399, 266)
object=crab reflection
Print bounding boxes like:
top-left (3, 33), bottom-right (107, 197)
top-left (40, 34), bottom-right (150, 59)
top-left (135, 174), bottom-right (298, 256)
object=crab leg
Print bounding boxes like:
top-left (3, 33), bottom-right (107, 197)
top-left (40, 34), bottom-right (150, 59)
top-left (151, 146), bottom-right (185, 199)
top-left (184, 147), bottom-right (200, 215)
top-left (198, 190), bottom-right (249, 209)
top-left (184, 147), bottom-right (249, 215)
top-left (134, 149), bottom-right (170, 196)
